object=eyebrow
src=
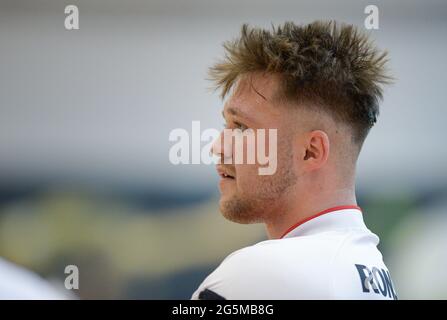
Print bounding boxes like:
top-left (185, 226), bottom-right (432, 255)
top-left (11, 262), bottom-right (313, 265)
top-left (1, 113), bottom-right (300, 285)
top-left (222, 107), bottom-right (253, 123)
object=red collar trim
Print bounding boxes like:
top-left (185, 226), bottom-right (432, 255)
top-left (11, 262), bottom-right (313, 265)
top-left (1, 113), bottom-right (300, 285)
top-left (280, 205), bottom-right (362, 239)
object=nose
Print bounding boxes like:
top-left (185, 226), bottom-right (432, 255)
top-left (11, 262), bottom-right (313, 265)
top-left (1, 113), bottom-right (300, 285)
top-left (211, 131), bottom-right (224, 159)
top-left (211, 130), bottom-right (232, 163)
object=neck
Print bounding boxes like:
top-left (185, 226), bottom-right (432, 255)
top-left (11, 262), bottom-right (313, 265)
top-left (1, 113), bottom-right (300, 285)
top-left (264, 186), bottom-right (357, 239)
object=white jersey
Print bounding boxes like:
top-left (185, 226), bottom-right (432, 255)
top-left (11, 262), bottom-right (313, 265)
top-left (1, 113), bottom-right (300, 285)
top-left (0, 258), bottom-right (67, 299)
top-left (192, 206), bottom-right (397, 300)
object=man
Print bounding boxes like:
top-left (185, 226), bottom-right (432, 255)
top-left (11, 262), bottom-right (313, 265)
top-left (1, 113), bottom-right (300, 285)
top-left (192, 21), bottom-right (397, 300)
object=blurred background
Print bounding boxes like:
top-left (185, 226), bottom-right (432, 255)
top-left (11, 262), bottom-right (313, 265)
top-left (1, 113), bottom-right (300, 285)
top-left (0, 0), bottom-right (446, 299)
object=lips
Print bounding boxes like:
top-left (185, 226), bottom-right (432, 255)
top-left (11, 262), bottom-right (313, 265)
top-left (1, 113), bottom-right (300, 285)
top-left (216, 165), bottom-right (235, 179)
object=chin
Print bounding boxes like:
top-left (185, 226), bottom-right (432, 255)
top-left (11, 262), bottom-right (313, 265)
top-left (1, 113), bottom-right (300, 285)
top-left (219, 196), bottom-right (263, 224)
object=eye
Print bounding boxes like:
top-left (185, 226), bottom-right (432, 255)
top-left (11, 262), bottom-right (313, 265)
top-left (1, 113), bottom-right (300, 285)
top-left (235, 122), bottom-right (248, 131)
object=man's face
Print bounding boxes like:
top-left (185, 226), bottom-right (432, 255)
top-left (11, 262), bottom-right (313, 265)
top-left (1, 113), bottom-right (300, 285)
top-left (212, 73), bottom-right (298, 224)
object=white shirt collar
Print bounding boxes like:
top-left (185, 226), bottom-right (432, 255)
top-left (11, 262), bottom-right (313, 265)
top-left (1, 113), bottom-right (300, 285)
top-left (281, 206), bottom-right (367, 239)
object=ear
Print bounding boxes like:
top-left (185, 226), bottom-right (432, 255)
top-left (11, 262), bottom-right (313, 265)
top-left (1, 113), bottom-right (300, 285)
top-left (302, 130), bottom-right (330, 170)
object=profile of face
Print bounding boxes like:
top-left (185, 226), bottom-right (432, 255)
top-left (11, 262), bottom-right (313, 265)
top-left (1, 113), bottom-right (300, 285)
top-left (211, 73), bottom-right (300, 224)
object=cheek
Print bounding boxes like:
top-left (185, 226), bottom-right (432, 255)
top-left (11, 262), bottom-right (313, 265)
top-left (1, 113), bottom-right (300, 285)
top-left (234, 163), bottom-right (261, 191)
top-left (233, 128), bottom-right (281, 184)
top-left (254, 128), bottom-right (278, 168)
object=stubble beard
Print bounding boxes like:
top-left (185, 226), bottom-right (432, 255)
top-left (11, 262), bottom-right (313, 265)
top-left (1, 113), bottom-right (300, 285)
top-left (219, 140), bottom-right (297, 224)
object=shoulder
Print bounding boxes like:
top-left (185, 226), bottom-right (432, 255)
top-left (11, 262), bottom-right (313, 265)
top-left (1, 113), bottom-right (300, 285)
top-left (192, 233), bottom-right (349, 299)
top-left (330, 231), bottom-right (398, 299)
top-left (223, 233), bottom-right (346, 270)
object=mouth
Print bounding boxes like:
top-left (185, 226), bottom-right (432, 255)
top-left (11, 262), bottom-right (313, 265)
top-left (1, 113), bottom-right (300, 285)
top-left (219, 172), bottom-right (235, 180)
top-left (216, 166), bottom-right (235, 180)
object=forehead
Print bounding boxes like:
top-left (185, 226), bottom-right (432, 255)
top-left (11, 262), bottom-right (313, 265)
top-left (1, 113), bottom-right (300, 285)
top-left (223, 73), bottom-right (283, 120)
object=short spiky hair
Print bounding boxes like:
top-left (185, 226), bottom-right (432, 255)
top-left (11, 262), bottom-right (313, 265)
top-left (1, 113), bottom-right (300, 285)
top-left (209, 21), bottom-right (391, 144)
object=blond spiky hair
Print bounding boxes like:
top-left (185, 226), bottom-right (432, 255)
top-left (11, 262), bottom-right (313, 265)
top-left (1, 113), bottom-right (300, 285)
top-left (209, 21), bottom-right (392, 144)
